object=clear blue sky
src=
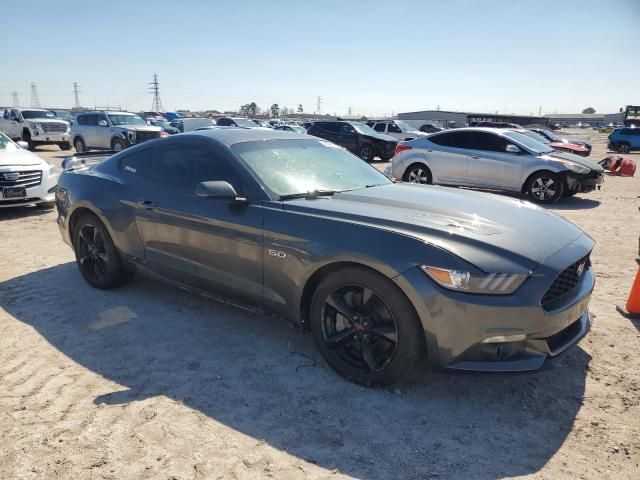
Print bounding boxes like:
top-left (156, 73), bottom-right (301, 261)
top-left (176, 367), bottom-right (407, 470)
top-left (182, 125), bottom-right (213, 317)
top-left (1, 0), bottom-right (639, 116)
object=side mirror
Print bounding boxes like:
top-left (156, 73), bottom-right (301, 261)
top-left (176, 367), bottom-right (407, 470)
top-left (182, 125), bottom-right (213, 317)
top-left (195, 181), bottom-right (245, 201)
top-left (16, 140), bottom-right (29, 149)
top-left (11, 117), bottom-right (21, 123)
top-left (98, 120), bottom-right (108, 127)
top-left (505, 144), bottom-right (521, 153)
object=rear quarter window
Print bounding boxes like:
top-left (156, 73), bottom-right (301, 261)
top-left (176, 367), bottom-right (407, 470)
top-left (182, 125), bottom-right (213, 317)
top-left (119, 148), bottom-right (152, 178)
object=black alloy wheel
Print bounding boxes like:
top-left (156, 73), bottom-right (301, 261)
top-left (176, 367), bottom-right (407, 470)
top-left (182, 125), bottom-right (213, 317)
top-left (77, 223), bottom-right (110, 283)
top-left (321, 284), bottom-right (399, 374)
top-left (310, 266), bottom-right (427, 385)
top-left (73, 214), bottom-right (132, 289)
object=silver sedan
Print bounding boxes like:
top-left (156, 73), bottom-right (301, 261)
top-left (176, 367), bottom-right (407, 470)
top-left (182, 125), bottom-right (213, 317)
top-left (390, 127), bottom-right (603, 203)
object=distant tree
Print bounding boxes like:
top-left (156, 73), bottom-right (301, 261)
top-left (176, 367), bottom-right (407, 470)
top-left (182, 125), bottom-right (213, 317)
top-left (282, 106), bottom-right (291, 115)
top-left (247, 102), bottom-right (258, 116)
top-left (270, 103), bottom-right (280, 117)
top-left (297, 104), bottom-right (303, 114)
top-left (239, 104), bottom-right (250, 116)
top-left (582, 107), bottom-right (596, 114)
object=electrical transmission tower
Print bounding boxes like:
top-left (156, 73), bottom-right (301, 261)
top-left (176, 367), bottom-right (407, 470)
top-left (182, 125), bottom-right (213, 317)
top-left (316, 96), bottom-right (322, 115)
top-left (149, 73), bottom-right (163, 111)
top-left (73, 82), bottom-right (81, 109)
top-left (11, 91), bottom-right (20, 107)
top-left (30, 83), bottom-right (41, 108)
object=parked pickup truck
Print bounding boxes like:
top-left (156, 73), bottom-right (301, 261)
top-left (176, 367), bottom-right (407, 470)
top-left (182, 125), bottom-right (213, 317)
top-left (71, 111), bottom-right (163, 152)
top-left (1, 108), bottom-right (71, 150)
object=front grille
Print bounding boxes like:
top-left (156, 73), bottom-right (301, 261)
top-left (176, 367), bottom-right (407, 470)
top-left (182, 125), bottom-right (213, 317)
top-left (541, 255), bottom-right (590, 308)
top-left (0, 170), bottom-right (42, 188)
top-left (135, 131), bottom-right (160, 143)
top-left (42, 122), bottom-right (67, 133)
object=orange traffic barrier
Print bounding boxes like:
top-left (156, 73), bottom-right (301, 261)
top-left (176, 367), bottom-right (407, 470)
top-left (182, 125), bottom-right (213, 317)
top-left (617, 259), bottom-right (640, 319)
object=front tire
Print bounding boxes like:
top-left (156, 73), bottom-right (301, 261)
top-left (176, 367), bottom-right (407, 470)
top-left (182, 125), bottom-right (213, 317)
top-left (22, 131), bottom-right (35, 150)
top-left (74, 137), bottom-right (86, 153)
top-left (111, 138), bottom-right (127, 151)
top-left (358, 144), bottom-right (374, 162)
top-left (73, 213), bottom-right (133, 289)
top-left (310, 266), bottom-right (427, 386)
top-left (526, 171), bottom-right (564, 203)
top-left (59, 142), bottom-right (72, 151)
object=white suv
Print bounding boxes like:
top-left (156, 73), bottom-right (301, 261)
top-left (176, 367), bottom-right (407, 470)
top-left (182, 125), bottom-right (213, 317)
top-left (0, 132), bottom-right (58, 208)
top-left (369, 120), bottom-right (427, 141)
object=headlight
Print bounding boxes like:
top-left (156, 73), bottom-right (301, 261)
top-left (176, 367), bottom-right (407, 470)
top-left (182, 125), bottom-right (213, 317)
top-left (420, 266), bottom-right (528, 294)
top-left (34, 122), bottom-right (43, 131)
top-left (553, 159), bottom-right (590, 174)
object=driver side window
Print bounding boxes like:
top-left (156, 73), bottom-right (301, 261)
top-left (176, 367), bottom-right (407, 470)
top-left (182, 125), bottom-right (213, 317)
top-left (151, 144), bottom-right (245, 195)
top-left (387, 123), bottom-right (402, 133)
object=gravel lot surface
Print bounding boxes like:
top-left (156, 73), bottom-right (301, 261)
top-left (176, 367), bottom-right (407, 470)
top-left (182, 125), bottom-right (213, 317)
top-left (1, 130), bottom-right (639, 479)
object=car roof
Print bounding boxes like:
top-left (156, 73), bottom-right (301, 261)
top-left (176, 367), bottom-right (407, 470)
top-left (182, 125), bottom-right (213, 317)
top-left (188, 126), bottom-right (307, 145)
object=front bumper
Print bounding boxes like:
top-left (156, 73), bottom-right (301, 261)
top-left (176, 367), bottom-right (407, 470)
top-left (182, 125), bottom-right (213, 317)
top-left (566, 170), bottom-right (604, 194)
top-left (0, 168), bottom-right (58, 208)
top-left (31, 132), bottom-right (70, 144)
top-left (394, 236), bottom-right (595, 372)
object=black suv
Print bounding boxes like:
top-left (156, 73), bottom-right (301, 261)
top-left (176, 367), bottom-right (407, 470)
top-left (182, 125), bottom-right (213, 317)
top-left (307, 121), bottom-right (397, 162)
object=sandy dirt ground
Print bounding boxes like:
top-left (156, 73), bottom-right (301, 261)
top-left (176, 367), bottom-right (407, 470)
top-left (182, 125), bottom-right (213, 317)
top-left (1, 130), bottom-right (639, 480)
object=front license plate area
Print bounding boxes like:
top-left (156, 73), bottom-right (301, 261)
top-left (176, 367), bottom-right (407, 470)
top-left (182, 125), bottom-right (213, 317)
top-left (3, 187), bottom-right (27, 198)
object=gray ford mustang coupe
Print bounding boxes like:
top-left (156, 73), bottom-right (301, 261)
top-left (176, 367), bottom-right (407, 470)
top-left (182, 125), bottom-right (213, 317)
top-left (56, 128), bottom-right (594, 385)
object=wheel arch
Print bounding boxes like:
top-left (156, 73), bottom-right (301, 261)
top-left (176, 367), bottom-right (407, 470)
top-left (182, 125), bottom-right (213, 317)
top-left (298, 260), bottom-right (417, 332)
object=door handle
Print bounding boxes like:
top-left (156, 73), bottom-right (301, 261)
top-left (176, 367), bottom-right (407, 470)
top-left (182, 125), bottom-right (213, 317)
top-left (137, 200), bottom-right (157, 211)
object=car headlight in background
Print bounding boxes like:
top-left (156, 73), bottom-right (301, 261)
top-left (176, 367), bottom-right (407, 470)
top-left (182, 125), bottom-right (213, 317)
top-left (420, 265), bottom-right (528, 294)
top-left (552, 159), bottom-right (590, 174)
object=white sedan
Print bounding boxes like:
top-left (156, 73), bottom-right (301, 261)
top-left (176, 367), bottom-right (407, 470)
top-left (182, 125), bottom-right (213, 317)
top-left (0, 132), bottom-right (58, 208)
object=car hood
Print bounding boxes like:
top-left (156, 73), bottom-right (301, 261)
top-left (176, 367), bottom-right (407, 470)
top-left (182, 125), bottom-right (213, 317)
top-left (543, 151), bottom-right (603, 173)
top-left (282, 183), bottom-right (591, 273)
top-left (25, 118), bottom-right (69, 125)
top-left (0, 147), bottom-right (45, 166)
top-left (362, 132), bottom-right (397, 143)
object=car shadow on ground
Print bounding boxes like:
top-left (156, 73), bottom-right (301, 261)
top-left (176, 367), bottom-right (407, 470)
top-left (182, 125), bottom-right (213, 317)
top-left (0, 263), bottom-right (591, 480)
top-left (0, 205), bottom-right (53, 220)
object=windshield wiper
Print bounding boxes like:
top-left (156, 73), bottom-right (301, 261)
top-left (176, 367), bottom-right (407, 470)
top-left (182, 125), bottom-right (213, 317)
top-left (279, 189), bottom-right (338, 201)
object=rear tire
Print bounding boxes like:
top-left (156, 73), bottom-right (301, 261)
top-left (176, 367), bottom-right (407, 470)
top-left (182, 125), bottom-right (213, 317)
top-left (618, 142), bottom-right (630, 154)
top-left (72, 213), bottom-right (133, 289)
top-left (74, 137), bottom-right (86, 153)
top-left (402, 163), bottom-right (432, 184)
top-left (525, 171), bottom-right (564, 203)
top-left (309, 266), bottom-right (427, 386)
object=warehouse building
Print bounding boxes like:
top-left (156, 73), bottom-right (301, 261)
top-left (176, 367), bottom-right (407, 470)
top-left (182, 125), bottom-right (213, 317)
top-left (397, 109), bottom-right (549, 128)
top-left (543, 113), bottom-right (606, 127)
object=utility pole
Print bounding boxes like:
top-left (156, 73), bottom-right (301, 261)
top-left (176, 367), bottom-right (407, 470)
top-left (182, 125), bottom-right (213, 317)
top-left (316, 96), bottom-right (322, 116)
top-left (538, 105), bottom-right (541, 116)
top-left (347, 106), bottom-right (352, 116)
top-left (149, 73), bottom-right (163, 112)
top-left (30, 83), bottom-right (40, 108)
top-left (11, 91), bottom-right (20, 107)
top-left (73, 82), bottom-right (81, 109)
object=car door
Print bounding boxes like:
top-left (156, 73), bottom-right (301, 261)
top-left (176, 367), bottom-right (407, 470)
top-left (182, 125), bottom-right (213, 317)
top-left (81, 113), bottom-right (99, 148)
top-left (7, 109), bottom-right (22, 139)
top-left (424, 131), bottom-right (472, 184)
top-left (133, 139), bottom-right (264, 308)
top-left (95, 113), bottom-right (112, 148)
top-left (464, 131), bottom-right (525, 190)
top-left (386, 123), bottom-right (403, 141)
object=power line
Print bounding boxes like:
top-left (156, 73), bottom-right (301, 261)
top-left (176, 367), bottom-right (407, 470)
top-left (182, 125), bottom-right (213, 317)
top-left (149, 73), bottom-right (163, 111)
top-left (73, 82), bottom-right (81, 109)
top-left (30, 83), bottom-right (40, 108)
top-left (11, 91), bottom-right (20, 107)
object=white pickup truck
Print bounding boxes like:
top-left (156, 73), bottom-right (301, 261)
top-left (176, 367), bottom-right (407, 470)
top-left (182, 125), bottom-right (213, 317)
top-left (0, 108), bottom-right (71, 150)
